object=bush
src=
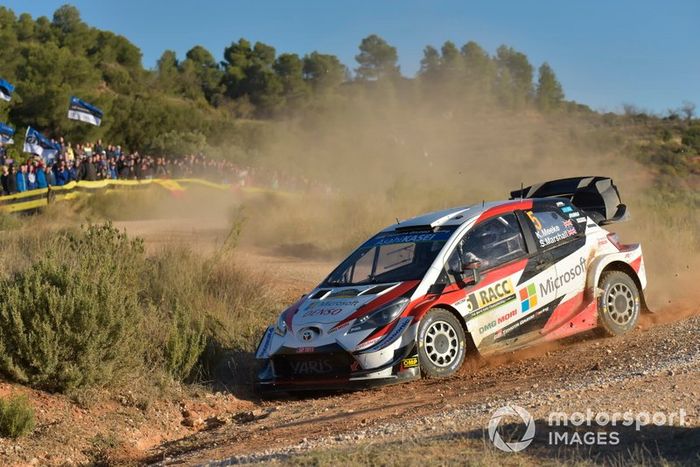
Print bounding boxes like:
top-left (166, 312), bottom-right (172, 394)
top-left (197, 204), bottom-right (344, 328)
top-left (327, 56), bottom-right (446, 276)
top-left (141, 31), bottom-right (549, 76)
top-left (0, 220), bottom-right (279, 394)
top-left (163, 301), bottom-right (207, 382)
top-left (0, 223), bottom-right (146, 393)
top-left (681, 124), bottom-right (700, 151)
top-left (0, 394), bottom-right (35, 438)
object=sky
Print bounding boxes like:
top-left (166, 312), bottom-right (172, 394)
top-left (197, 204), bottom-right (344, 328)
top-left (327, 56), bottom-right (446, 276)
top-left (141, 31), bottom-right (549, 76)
top-left (3, 0), bottom-right (699, 113)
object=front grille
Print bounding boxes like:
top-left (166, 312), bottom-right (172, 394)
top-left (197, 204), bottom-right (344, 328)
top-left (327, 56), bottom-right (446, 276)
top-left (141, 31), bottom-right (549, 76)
top-left (272, 352), bottom-right (355, 379)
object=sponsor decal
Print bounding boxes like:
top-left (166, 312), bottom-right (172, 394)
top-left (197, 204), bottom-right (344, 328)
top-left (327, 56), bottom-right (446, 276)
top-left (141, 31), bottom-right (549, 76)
top-left (563, 220), bottom-right (573, 228)
top-left (303, 307), bottom-right (343, 318)
top-left (539, 257), bottom-right (586, 296)
top-left (371, 231), bottom-right (452, 247)
top-left (556, 201), bottom-right (565, 207)
top-left (519, 284), bottom-right (538, 312)
top-left (466, 279), bottom-right (517, 317)
top-left (291, 359), bottom-right (333, 375)
top-left (401, 356), bottom-right (419, 369)
top-left (296, 347), bottom-right (315, 353)
top-left (365, 317), bottom-right (412, 352)
top-left (576, 217), bottom-right (587, 223)
top-left (536, 225), bottom-right (577, 247)
top-left (569, 212), bottom-right (580, 218)
top-left (479, 309), bottom-right (517, 335)
top-left (307, 299), bottom-right (360, 310)
top-left (561, 206), bottom-right (573, 213)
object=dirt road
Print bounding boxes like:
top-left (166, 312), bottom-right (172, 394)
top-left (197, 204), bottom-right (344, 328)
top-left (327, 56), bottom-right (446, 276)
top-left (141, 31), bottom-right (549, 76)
top-left (149, 306), bottom-right (699, 465)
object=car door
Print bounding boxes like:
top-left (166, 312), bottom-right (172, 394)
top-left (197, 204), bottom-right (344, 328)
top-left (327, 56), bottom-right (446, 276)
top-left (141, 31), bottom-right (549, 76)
top-left (520, 201), bottom-right (591, 331)
top-left (443, 213), bottom-right (532, 349)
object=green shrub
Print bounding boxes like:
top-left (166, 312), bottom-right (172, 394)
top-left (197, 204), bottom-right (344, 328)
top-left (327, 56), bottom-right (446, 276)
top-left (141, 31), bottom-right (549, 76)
top-left (163, 301), bottom-right (207, 382)
top-left (0, 220), bottom-right (279, 393)
top-left (0, 223), bottom-right (146, 393)
top-left (0, 394), bottom-right (35, 438)
top-left (681, 124), bottom-right (700, 151)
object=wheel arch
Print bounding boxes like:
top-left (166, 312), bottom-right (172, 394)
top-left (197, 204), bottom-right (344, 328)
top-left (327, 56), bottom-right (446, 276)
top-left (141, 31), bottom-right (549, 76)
top-left (599, 261), bottom-right (650, 313)
top-left (425, 304), bottom-right (479, 355)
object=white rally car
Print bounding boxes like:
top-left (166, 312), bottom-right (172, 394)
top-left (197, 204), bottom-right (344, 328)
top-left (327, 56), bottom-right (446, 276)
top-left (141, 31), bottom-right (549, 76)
top-left (255, 177), bottom-right (648, 392)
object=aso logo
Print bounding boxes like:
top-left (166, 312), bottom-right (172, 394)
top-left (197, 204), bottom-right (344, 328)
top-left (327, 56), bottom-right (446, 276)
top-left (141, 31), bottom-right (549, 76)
top-left (488, 405), bottom-right (536, 452)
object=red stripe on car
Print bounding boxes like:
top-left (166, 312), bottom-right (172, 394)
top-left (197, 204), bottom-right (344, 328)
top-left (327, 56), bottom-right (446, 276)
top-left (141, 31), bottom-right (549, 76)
top-left (475, 200), bottom-right (533, 223)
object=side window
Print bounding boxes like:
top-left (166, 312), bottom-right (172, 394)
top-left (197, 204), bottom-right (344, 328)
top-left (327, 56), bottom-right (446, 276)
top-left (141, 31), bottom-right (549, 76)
top-left (525, 208), bottom-right (580, 249)
top-left (448, 214), bottom-right (527, 272)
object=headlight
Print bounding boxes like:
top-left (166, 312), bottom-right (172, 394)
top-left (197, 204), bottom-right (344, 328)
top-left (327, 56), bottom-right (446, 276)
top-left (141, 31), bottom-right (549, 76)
top-left (350, 297), bottom-right (409, 333)
top-left (275, 313), bottom-right (287, 336)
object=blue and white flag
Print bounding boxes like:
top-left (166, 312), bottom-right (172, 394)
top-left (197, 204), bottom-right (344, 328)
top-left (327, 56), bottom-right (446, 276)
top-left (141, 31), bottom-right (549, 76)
top-left (23, 127), bottom-right (60, 161)
top-left (0, 79), bottom-right (14, 102)
top-left (67, 96), bottom-right (103, 126)
top-left (0, 122), bottom-right (15, 144)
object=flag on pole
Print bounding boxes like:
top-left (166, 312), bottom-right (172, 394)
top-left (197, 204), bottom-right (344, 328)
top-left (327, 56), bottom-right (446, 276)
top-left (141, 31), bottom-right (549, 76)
top-left (23, 127), bottom-right (60, 161)
top-left (67, 96), bottom-right (103, 126)
top-left (0, 122), bottom-right (15, 144)
top-left (0, 78), bottom-right (14, 102)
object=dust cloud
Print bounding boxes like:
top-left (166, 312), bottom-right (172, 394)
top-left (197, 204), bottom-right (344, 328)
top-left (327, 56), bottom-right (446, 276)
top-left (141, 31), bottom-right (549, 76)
top-left (231, 92), bottom-right (697, 309)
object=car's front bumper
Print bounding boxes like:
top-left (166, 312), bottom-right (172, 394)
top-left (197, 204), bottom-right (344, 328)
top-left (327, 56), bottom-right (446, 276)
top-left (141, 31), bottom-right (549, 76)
top-left (255, 342), bottom-right (420, 393)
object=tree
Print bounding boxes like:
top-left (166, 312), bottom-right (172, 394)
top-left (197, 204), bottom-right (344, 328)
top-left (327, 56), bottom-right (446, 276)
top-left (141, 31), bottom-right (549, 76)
top-left (418, 45), bottom-right (440, 81)
top-left (51, 4), bottom-right (83, 34)
top-left (680, 101), bottom-right (696, 122)
top-left (182, 45), bottom-right (224, 104)
top-left (355, 34), bottom-right (399, 80)
top-left (495, 45), bottom-right (534, 108)
top-left (274, 53), bottom-right (310, 107)
top-left (536, 62), bottom-right (564, 112)
top-left (302, 52), bottom-right (346, 92)
top-left (156, 50), bottom-right (179, 93)
top-left (222, 38), bottom-right (284, 114)
top-left (461, 41), bottom-right (495, 96)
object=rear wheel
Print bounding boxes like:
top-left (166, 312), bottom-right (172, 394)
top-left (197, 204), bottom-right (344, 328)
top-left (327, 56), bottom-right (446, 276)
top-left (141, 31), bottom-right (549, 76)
top-left (417, 308), bottom-right (466, 378)
top-left (597, 271), bottom-right (640, 336)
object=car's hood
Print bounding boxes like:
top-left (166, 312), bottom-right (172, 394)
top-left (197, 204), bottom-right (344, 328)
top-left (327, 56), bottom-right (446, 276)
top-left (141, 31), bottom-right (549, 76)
top-left (292, 282), bottom-right (403, 328)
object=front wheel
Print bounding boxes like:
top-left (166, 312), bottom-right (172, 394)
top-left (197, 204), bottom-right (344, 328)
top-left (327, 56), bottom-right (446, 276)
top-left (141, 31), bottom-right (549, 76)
top-left (417, 308), bottom-right (467, 378)
top-left (597, 271), bottom-right (640, 336)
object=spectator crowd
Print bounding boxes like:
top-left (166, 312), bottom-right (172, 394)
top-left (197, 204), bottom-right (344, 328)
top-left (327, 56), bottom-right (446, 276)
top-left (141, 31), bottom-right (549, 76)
top-left (0, 138), bottom-right (273, 196)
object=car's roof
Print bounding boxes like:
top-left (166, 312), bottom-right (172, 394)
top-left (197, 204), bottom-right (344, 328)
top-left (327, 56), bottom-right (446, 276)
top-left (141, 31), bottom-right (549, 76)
top-left (381, 200), bottom-right (520, 233)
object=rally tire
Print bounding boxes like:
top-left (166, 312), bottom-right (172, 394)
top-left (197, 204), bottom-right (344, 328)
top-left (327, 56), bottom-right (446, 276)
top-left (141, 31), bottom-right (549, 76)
top-left (597, 271), bottom-right (640, 336)
top-left (417, 308), bottom-right (467, 378)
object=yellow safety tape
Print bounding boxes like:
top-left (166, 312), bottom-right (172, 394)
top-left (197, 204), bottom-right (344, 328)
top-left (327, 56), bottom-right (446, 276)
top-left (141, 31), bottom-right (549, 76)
top-left (0, 178), bottom-right (294, 213)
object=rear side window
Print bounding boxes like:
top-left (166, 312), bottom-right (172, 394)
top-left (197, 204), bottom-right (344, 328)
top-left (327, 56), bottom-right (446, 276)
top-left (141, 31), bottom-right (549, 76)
top-left (524, 209), bottom-right (579, 249)
top-left (449, 214), bottom-right (527, 272)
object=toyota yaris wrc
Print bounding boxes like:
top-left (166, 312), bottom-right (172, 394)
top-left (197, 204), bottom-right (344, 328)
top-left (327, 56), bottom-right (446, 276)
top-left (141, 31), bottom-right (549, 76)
top-left (255, 177), bottom-right (648, 392)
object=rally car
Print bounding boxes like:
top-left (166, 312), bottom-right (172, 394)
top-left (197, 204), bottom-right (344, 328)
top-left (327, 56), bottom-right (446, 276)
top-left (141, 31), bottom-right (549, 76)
top-left (255, 177), bottom-right (648, 392)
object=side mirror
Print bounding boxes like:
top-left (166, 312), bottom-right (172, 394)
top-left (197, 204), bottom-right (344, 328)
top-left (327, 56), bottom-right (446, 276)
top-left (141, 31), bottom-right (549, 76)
top-left (463, 260), bottom-right (482, 271)
top-left (462, 265), bottom-right (481, 287)
top-left (448, 259), bottom-right (481, 287)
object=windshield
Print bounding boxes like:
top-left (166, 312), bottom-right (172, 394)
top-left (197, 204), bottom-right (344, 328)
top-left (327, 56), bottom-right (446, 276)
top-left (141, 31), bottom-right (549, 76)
top-left (323, 229), bottom-right (455, 286)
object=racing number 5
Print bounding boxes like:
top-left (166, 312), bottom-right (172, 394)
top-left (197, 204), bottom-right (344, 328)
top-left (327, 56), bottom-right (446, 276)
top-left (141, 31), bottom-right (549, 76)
top-left (526, 211), bottom-right (542, 231)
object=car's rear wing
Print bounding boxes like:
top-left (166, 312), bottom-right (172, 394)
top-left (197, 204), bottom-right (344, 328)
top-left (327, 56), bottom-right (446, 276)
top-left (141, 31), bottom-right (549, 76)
top-left (510, 176), bottom-right (628, 225)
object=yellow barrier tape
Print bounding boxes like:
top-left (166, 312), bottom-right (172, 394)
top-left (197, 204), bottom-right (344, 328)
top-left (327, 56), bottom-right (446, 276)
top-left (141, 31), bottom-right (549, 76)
top-left (0, 178), bottom-right (294, 213)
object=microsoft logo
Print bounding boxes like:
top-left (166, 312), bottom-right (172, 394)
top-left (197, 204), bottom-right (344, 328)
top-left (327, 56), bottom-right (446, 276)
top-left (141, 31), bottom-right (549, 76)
top-left (519, 284), bottom-right (537, 312)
